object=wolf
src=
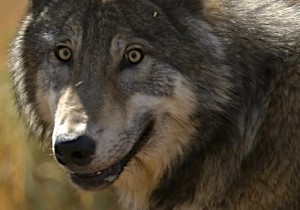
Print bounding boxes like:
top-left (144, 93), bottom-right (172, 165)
top-left (9, 0), bottom-right (300, 209)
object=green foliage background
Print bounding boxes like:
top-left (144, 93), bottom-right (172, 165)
top-left (0, 1), bottom-right (124, 209)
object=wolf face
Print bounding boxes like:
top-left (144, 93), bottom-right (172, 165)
top-left (11, 0), bottom-right (300, 209)
top-left (11, 0), bottom-right (232, 200)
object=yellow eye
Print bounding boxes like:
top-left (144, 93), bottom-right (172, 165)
top-left (125, 49), bottom-right (144, 64)
top-left (55, 46), bottom-right (72, 62)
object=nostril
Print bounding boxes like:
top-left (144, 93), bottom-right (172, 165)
top-left (54, 145), bottom-right (66, 165)
top-left (55, 146), bottom-right (63, 156)
top-left (54, 135), bottom-right (96, 166)
top-left (72, 151), bottom-right (87, 160)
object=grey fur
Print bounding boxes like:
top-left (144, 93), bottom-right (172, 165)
top-left (10, 0), bottom-right (300, 209)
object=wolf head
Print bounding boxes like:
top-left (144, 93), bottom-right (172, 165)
top-left (11, 0), bottom-right (236, 208)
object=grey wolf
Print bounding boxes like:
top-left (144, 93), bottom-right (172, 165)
top-left (9, 0), bottom-right (300, 209)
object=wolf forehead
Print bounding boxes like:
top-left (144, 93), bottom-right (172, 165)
top-left (31, 0), bottom-right (203, 50)
top-left (32, 0), bottom-right (183, 61)
top-left (29, 0), bottom-right (223, 74)
top-left (101, 0), bottom-right (114, 4)
top-left (35, 0), bottom-right (167, 35)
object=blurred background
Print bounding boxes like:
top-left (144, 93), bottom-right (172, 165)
top-left (0, 1), bottom-right (124, 209)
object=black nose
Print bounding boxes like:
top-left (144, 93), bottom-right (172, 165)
top-left (54, 135), bottom-right (96, 166)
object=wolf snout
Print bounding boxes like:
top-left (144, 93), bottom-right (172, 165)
top-left (54, 135), bottom-right (96, 167)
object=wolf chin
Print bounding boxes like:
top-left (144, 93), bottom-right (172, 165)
top-left (10, 0), bottom-right (300, 209)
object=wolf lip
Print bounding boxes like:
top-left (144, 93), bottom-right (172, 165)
top-left (70, 163), bottom-right (123, 190)
top-left (70, 120), bottom-right (154, 190)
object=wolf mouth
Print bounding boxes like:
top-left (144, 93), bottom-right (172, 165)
top-left (70, 120), bottom-right (154, 190)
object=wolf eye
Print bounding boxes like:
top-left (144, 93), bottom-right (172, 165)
top-left (125, 48), bottom-right (144, 64)
top-left (55, 46), bottom-right (72, 62)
